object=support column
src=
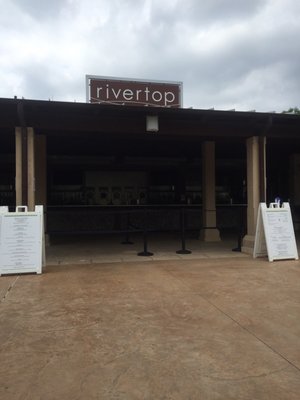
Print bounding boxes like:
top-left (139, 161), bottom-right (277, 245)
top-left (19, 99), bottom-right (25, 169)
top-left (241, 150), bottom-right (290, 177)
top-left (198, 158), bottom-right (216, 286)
top-left (259, 136), bottom-right (267, 203)
top-left (200, 141), bottom-right (220, 241)
top-left (15, 127), bottom-right (36, 210)
top-left (15, 127), bottom-right (23, 206)
top-left (242, 136), bottom-right (266, 254)
top-left (27, 127), bottom-right (35, 211)
top-left (35, 135), bottom-right (47, 206)
top-left (35, 135), bottom-right (47, 236)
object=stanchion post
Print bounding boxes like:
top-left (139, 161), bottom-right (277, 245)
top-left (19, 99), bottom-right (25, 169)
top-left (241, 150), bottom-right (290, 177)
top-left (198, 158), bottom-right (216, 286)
top-left (232, 206), bottom-right (244, 252)
top-left (176, 207), bottom-right (192, 254)
top-left (121, 211), bottom-right (134, 244)
top-left (138, 208), bottom-right (153, 257)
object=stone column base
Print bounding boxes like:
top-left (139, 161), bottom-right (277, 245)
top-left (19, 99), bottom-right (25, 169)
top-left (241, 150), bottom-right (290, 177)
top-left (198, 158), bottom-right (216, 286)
top-left (200, 228), bottom-right (221, 242)
top-left (241, 234), bottom-right (255, 255)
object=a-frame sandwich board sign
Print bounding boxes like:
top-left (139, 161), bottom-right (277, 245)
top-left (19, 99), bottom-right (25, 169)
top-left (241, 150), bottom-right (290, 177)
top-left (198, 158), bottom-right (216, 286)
top-left (253, 202), bottom-right (298, 262)
top-left (0, 205), bottom-right (45, 276)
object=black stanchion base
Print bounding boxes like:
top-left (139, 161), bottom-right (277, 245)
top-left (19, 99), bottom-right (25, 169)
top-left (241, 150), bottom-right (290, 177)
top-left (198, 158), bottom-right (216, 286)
top-left (176, 249), bottom-right (192, 254)
top-left (137, 251), bottom-right (153, 257)
top-left (232, 247), bottom-right (241, 252)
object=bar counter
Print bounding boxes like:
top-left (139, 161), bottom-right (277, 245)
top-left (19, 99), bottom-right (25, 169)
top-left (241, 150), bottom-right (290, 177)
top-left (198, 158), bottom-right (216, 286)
top-left (46, 204), bottom-right (247, 234)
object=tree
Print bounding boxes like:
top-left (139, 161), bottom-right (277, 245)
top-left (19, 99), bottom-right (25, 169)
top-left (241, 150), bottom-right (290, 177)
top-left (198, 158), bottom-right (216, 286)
top-left (282, 107), bottom-right (300, 114)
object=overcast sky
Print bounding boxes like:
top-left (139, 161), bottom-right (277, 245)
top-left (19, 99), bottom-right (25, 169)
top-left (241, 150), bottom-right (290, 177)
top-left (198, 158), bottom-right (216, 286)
top-left (0, 0), bottom-right (299, 112)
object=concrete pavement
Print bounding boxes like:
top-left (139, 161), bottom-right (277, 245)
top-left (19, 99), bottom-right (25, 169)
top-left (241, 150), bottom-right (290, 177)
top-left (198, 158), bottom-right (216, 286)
top-left (1, 255), bottom-right (300, 399)
top-left (46, 232), bottom-right (249, 265)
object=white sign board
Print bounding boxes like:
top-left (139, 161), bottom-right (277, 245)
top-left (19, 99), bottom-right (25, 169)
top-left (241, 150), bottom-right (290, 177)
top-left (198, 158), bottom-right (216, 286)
top-left (0, 206), bottom-right (45, 276)
top-left (254, 202), bottom-right (298, 262)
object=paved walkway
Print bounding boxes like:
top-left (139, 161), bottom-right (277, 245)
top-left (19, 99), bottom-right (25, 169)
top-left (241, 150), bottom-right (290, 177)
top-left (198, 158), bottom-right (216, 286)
top-left (46, 232), bottom-right (248, 265)
top-left (1, 255), bottom-right (300, 399)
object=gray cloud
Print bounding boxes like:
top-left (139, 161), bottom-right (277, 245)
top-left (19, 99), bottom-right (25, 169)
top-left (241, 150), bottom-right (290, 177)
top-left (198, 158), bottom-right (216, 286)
top-left (12, 0), bottom-right (68, 20)
top-left (0, 0), bottom-right (299, 112)
top-left (150, 0), bottom-right (267, 27)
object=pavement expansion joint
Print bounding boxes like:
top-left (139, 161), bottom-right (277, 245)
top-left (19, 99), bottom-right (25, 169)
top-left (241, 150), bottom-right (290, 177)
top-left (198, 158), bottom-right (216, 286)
top-left (162, 265), bottom-right (300, 374)
top-left (1, 276), bottom-right (19, 303)
top-left (200, 295), bottom-right (300, 374)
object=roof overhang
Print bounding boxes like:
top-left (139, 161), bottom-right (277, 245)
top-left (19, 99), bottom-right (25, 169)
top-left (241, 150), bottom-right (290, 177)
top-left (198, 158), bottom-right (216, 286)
top-left (0, 97), bottom-right (299, 139)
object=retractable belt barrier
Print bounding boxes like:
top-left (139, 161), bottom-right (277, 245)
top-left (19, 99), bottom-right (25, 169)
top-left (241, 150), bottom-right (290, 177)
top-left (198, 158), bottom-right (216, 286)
top-left (46, 205), bottom-right (196, 257)
top-left (47, 204), bottom-right (248, 256)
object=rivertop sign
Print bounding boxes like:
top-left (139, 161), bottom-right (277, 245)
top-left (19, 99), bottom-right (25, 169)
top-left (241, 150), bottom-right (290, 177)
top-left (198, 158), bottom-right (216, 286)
top-left (86, 75), bottom-right (182, 108)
